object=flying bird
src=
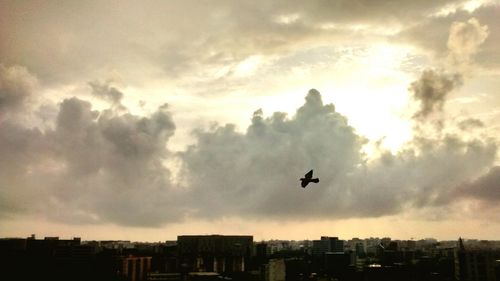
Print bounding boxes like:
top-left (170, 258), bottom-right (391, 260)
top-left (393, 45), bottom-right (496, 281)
top-left (300, 169), bottom-right (319, 188)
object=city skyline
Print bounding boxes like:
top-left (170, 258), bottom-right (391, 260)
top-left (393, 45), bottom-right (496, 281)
top-left (3, 233), bottom-right (499, 281)
top-left (2, 232), bottom-right (498, 245)
top-left (1, 1), bottom-right (500, 242)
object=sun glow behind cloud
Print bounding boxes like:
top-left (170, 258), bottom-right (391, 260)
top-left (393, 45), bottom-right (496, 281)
top-left (120, 42), bottom-right (417, 155)
top-left (250, 43), bottom-right (416, 155)
top-left (137, 43), bottom-right (413, 155)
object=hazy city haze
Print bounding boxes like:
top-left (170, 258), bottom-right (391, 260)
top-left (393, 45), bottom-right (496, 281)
top-left (1, 0), bottom-right (499, 241)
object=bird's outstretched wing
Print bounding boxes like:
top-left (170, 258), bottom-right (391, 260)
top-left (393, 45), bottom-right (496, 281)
top-left (304, 169), bottom-right (313, 179)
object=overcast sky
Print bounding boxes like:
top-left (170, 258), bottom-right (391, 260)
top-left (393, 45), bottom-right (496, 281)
top-left (1, 0), bottom-right (500, 241)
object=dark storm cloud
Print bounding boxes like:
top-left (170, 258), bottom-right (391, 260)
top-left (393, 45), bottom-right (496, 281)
top-left (410, 69), bottom-right (462, 119)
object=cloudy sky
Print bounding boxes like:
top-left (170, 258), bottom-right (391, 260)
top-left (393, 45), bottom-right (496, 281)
top-left (1, 0), bottom-right (500, 242)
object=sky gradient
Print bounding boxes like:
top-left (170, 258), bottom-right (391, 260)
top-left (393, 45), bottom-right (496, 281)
top-left (1, 0), bottom-right (500, 241)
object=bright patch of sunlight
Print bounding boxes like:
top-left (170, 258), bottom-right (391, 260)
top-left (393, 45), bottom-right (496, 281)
top-left (233, 55), bottom-right (263, 77)
top-left (274, 13), bottom-right (301, 25)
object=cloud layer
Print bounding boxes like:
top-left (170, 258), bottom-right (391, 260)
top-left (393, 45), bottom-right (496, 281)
top-left (1, 1), bottom-right (499, 229)
top-left (2, 1), bottom-right (499, 87)
top-left (1, 64), bottom-right (497, 227)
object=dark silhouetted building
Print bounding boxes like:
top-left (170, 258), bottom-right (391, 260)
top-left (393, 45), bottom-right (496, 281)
top-left (455, 238), bottom-right (497, 281)
top-left (312, 236), bottom-right (344, 256)
top-left (263, 258), bottom-right (285, 281)
top-left (177, 235), bottom-right (253, 273)
top-left (0, 236), bottom-right (116, 281)
top-left (119, 255), bottom-right (152, 281)
top-left (324, 252), bottom-right (351, 279)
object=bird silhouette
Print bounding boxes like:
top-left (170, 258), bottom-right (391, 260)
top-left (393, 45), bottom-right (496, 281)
top-left (300, 169), bottom-right (319, 188)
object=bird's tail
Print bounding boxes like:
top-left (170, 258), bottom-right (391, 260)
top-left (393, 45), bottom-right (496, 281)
top-left (311, 178), bottom-right (319, 183)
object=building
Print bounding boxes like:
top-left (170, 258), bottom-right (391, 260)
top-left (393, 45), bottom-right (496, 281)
top-left (455, 238), bottom-right (497, 281)
top-left (264, 259), bottom-right (286, 281)
top-left (147, 273), bottom-right (181, 281)
top-left (177, 235), bottom-right (253, 273)
top-left (0, 236), bottom-right (105, 281)
top-left (324, 252), bottom-right (351, 278)
top-left (120, 255), bottom-right (153, 281)
top-left (255, 242), bottom-right (269, 266)
top-left (312, 236), bottom-right (344, 256)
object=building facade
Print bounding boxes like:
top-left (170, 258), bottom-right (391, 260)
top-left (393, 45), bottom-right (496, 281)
top-left (177, 235), bottom-right (253, 273)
